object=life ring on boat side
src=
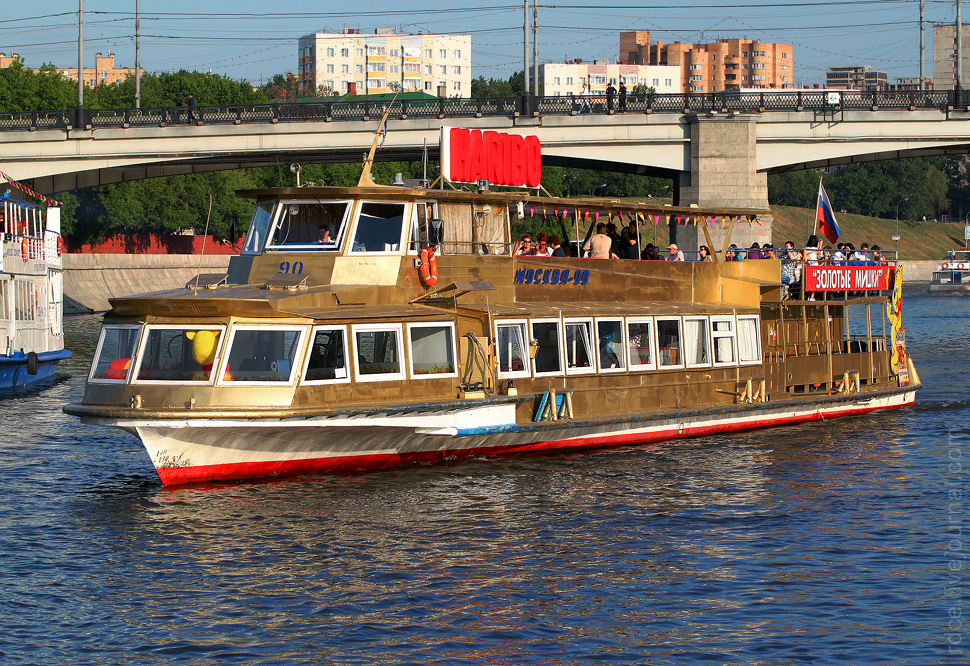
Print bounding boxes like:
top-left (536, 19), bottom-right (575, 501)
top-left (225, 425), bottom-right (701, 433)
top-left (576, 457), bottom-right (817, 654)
top-left (419, 247), bottom-right (438, 287)
top-left (942, 262), bottom-right (950, 269)
top-left (21, 238), bottom-right (29, 261)
top-left (56, 236), bottom-right (63, 257)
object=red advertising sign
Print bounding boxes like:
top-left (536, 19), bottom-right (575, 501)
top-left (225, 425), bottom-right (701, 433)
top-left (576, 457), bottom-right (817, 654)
top-left (440, 126), bottom-right (542, 188)
top-left (805, 265), bottom-right (895, 292)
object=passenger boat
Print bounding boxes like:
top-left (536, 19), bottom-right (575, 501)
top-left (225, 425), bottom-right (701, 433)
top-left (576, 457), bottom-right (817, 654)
top-left (928, 247), bottom-right (970, 294)
top-left (64, 124), bottom-right (920, 486)
top-left (0, 178), bottom-right (71, 388)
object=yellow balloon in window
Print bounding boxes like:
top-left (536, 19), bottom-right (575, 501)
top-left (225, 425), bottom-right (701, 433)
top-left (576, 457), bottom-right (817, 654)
top-left (185, 330), bottom-right (219, 367)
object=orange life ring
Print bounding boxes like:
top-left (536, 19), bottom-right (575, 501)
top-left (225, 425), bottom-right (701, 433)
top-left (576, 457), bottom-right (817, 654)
top-left (419, 246), bottom-right (438, 287)
top-left (21, 238), bottom-right (28, 261)
top-left (942, 262), bottom-right (950, 269)
top-left (56, 236), bottom-right (63, 257)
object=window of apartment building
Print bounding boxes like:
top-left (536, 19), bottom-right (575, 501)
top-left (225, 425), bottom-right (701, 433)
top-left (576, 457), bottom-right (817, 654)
top-left (742, 75), bottom-right (748, 81)
top-left (665, 78), bottom-right (672, 86)
top-left (754, 50), bottom-right (766, 57)
top-left (781, 75), bottom-right (788, 82)
top-left (367, 46), bottom-right (385, 56)
top-left (742, 64), bottom-right (749, 69)
top-left (691, 85), bottom-right (703, 91)
top-left (754, 62), bottom-right (765, 69)
top-left (741, 51), bottom-right (748, 57)
top-left (425, 64), bottom-right (432, 74)
top-left (625, 75), bottom-right (637, 85)
top-left (326, 64), bottom-right (334, 73)
top-left (438, 80), bottom-right (446, 88)
top-left (404, 46), bottom-right (420, 57)
top-left (782, 52), bottom-right (788, 58)
top-left (357, 79), bottom-right (364, 89)
top-left (453, 49), bottom-right (461, 58)
top-left (690, 75), bottom-right (703, 81)
top-left (590, 75), bottom-right (605, 85)
top-left (453, 65), bottom-right (461, 74)
top-left (389, 64), bottom-right (399, 74)
top-left (553, 76), bottom-right (561, 85)
top-left (327, 48), bottom-right (335, 57)
top-left (341, 48), bottom-right (349, 57)
top-left (753, 74), bottom-right (765, 81)
top-left (367, 62), bottom-right (385, 72)
top-left (439, 49), bottom-right (447, 58)
top-left (690, 64), bottom-right (703, 70)
top-left (403, 77), bottom-right (421, 89)
top-left (367, 78), bottom-right (385, 88)
top-left (341, 64), bottom-right (349, 73)
top-left (425, 81), bottom-right (432, 90)
top-left (405, 63), bottom-right (420, 73)
top-left (425, 49), bottom-right (433, 58)
top-left (342, 81), bottom-right (349, 91)
top-left (439, 65), bottom-right (447, 74)
top-left (390, 48), bottom-right (399, 57)
top-left (356, 48), bottom-right (364, 57)
top-left (324, 79), bottom-right (333, 88)
top-left (453, 81), bottom-right (461, 90)
top-left (566, 76), bottom-right (574, 85)
top-left (356, 64), bottom-right (364, 73)
top-left (652, 78), bottom-right (659, 86)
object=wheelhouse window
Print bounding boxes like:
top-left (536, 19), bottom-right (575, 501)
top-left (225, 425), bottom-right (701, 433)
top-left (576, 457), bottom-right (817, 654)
top-left (219, 327), bottom-right (305, 384)
top-left (737, 315), bottom-right (762, 364)
top-left (627, 318), bottom-right (655, 370)
top-left (353, 324), bottom-right (405, 381)
top-left (242, 201), bottom-right (274, 254)
top-left (303, 326), bottom-right (349, 383)
top-left (496, 321), bottom-right (529, 378)
top-left (683, 317), bottom-right (711, 368)
top-left (350, 201), bottom-right (407, 253)
top-left (596, 318), bottom-right (626, 372)
top-left (531, 320), bottom-right (563, 376)
top-left (656, 318), bottom-right (684, 368)
top-left (134, 326), bottom-right (227, 383)
top-left (711, 317), bottom-right (737, 365)
top-left (564, 319), bottom-right (595, 374)
top-left (267, 201), bottom-right (351, 250)
top-left (407, 323), bottom-right (457, 378)
top-left (90, 325), bottom-right (141, 382)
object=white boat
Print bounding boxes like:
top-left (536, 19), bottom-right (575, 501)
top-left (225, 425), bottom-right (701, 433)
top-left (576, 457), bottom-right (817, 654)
top-left (928, 247), bottom-right (970, 294)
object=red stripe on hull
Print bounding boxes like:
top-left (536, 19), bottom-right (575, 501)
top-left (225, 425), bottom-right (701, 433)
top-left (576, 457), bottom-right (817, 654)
top-left (154, 398), bottom-right (912, 487)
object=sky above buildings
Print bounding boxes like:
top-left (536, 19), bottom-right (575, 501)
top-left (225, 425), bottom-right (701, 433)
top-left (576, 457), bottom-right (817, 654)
top-left (1, 0), bottom-right (961, 87)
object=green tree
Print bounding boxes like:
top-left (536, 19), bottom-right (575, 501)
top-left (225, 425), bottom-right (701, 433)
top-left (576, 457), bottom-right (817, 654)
top-left (0, 59), bottom-right (76, 111)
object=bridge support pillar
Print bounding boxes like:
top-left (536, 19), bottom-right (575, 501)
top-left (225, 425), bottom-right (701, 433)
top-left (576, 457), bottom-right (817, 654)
top-left (676, 112), bottom-right (773, 257)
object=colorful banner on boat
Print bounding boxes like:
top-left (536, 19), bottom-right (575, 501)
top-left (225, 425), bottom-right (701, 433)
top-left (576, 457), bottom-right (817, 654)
top-left (440, 127), bottom-right (542, 188)
top-left (805, 265), bottom-right (895, 292)
top-left (0, 170), bottom-right (62, 207)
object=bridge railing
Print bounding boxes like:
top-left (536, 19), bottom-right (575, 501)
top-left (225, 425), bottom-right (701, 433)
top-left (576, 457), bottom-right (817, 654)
top-left (0, 90), bottom-right (967, 133)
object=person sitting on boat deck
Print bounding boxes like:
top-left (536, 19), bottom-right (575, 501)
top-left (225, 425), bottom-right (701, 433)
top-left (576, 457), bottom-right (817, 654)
top-left (584, 223), bottom-right (617, 259)
top-left (698, 245), bottom-right (714, 262)
top-left (762, 244), bottom-right (777, 260)
top-left (549, 234), bottom-right (567, 257)
top-left (747, 242), bottom-right (764, 259)
top-left (857, 242), bottom-right (873, 263)
top-left (725, 244), bottom-right (743, 261)
top-left (871, 245), bottom-right (888, 265)
top-left (666, 243), bottom-right (685, 261)
top-left (640, 242), bottom-right (657, 260)
top-left (316, 225), bottom-right (332, 244)
top-left (513, 235), bottom-right (534, 256)
top-left (618, 227), bottom-right (640, 260)
top-left (534, 232), bottom-right (552, 257)
top-left (832, 243), bottom-right (847, 265)
top-left (781, 240), bottom-right (802, 299)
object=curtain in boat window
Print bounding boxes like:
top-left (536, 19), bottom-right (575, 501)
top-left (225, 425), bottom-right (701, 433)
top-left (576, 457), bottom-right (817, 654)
top-left (564, 321), bottom-right (594, 370)
top-left (738, 317), bottom-right (761, 363)
top-left (683, 318), bottom-right (710, 366)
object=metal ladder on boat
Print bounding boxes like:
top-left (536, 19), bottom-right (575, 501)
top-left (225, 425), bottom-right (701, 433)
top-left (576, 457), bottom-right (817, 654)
top-left (533, 389), bottom-right (574, 422)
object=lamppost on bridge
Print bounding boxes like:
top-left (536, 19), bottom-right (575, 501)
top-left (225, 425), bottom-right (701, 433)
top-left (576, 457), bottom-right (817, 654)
top-left (894, 197), bottom-right (909, 260)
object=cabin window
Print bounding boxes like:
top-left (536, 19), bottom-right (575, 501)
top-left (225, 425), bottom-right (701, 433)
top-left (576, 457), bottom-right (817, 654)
top-left (267, 201), bottom-right (351, 250)
top-left (711, 317), bottom-right (737, 365)
top-left (626, 318), bottom-right (655, 370)
top-left (353, 324), bottom-right (405, 381)
top-left (134, 326), bottom-right (227, 383)
top-left (656, 318), bottom-right (684, 368)
top-left (219, 326), bottom-right (305, 384)
top-left (302, 326), bottom-right (349, 384)
top-left (564, 319), bottom-right (595, 374)
top-left (90, 325), bottom-right (141, 382)
top-left (683, 317), bottom-right (712, 368)
top-left (242, 201), bottom-right (274, 254)
top-left (531, 320), bottom-right (564, 376)
top-left (737, 316), bottom-right (762, 364)
top-left (495, 320), bottom-right (530, 378)
top-left (596, 318), bottom-right (626, 372)
top-left (407, 323), bottom-right (457, 378)
top-left (350, 201), bottom-right (407, 253)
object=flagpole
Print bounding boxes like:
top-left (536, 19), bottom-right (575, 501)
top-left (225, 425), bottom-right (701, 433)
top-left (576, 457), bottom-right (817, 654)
top-left (813, 174), bottom-right (822, 239)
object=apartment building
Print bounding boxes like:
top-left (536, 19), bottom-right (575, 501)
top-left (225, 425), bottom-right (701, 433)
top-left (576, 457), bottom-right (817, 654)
top-left (620, 31), bottom-right (794, 93)
top-left (825, 65), bottom-right (888, 91)
top-left (933, 24), bottom-right (969, 89)
top-left (539, 61), bottom-right (682, 96)
top-left (298, 29), bottom-right (471, 98)
top-left (0, 52), bottom-right (141, 87)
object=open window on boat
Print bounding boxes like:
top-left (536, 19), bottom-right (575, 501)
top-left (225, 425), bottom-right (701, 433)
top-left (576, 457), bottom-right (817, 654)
top-left (626, 318), bottom-right (655, 371)
top-left (407, 323), bottom-right (458, 378)
top-left (302, 326), bottom-right (350, 384)
top-left (737, 315), bottom-right (762, 365)
top-left (218, 326), bottom-right (305, 385)
top-left (564, 318), bottom-right (595, 375)
top-left (596, 318), bottom-right (627, 372)
top-left (495, 320), bottom-right (530, 379)
top-left (656, 318), bottom-right (684, 369)
top-left (90, 325), bottom-right (141, 382)
top-left (350, 201), bottom-right (408, 253)
top-left (266, 200), bottom-right (352, 251)
top-left (242, 200), bottom-right (276, 254)
top-left (408, 201), bottom-right (438, 254)
top-left (531, 319), bottom-right (564, 377)
top-left (132, 326), bottom-right (227, 384)
top-left (711, 316), bottom-right (738, 366)
top-left (353, 324), bottom-right (405, 381)
top-left (683, 316), bottom-right (712, 368)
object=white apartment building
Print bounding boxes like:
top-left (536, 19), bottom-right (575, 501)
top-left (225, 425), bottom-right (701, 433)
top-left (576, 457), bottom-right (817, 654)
top-left (539, 61), bottom-right (683, 97)
top-left (298, 29), bottom-right (472, 98)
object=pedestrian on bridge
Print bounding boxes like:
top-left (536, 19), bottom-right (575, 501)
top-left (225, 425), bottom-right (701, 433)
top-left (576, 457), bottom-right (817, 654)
top-left (619, 81), bottom-right (627, 112)
top-left (187, 94), bottom-right (196, 123)
top-left (606, 82), bottom-right (617, 112)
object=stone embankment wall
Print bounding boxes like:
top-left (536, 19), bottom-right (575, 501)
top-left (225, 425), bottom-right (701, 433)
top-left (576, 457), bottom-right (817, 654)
top-left (898, 260), bottom-right (938, 282)
top-left (62, 254), bottom-right (233, 313)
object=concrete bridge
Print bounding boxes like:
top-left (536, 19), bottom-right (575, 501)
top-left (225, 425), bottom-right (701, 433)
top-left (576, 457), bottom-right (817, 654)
top-left (5, 91), bottom-right (970, 251)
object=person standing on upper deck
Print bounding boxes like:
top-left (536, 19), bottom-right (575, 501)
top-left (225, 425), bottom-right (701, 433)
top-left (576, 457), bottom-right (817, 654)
top-left (584, 223), bottom-right (616, 259)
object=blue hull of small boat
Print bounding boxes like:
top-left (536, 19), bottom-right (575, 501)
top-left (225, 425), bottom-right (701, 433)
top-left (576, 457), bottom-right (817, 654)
top-left (0, 350), bottom-right (73, 389)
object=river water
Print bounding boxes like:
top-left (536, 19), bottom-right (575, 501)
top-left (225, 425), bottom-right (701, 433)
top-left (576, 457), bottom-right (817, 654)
top-left (1, 288), bottom-right (967, 665)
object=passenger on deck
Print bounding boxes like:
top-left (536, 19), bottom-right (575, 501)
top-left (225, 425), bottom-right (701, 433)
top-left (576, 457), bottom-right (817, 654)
top-left (584, 223), bottom-right (616, 259)
top-left (747, 242), bottom-right (764, 259)
top-left (619, 228), bottom-right (640, 260)
top-left (762, 244), bottom-right (777, 259)
top-left (641, 243), bottom-right (661, 260)
top-left (535, 232), bottom-right (552, 257)
top-left (782, 240), bottom-right (802, 300)
top-left (513, 235), bottom-right (534, 256)
top-left (549, 234), bottom-right (567, 257)
top-left (725, 244), bottom-right (743, 261)
top-left (316, 225), bottom-right (331, 244)
top-left (871, 245), bottom-right (888, 265)
top-left (698, 245), bottom-right (714, 261)
top-left (666, 243), bottom-right (685, 261)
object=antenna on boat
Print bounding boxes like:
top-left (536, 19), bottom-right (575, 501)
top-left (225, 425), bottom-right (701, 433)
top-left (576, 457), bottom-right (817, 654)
top-left (357, 92), bottom-right (399, 187)
top-left (192, 189), bottom-right (213, 296)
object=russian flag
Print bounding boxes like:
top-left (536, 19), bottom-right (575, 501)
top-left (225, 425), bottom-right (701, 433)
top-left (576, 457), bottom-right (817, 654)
top-left (816, 180), bottom-right (841, 244)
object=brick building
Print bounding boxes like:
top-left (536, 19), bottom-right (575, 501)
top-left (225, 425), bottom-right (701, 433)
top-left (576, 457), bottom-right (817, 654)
top-left (0, 52), bottom-right (142, 87)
